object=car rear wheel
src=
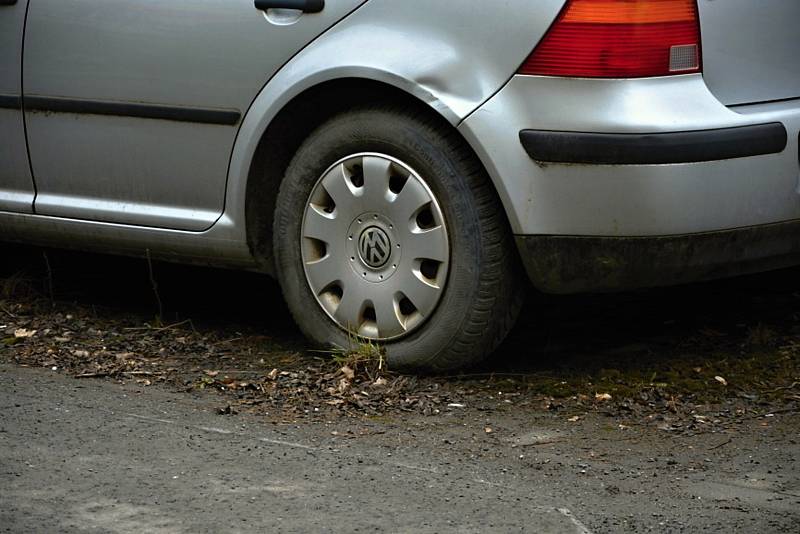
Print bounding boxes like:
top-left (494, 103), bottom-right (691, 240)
top-left (273, 105), bottom-right (523, 372)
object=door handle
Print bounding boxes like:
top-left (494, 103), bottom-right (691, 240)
top-left (254, 0), bottom-right (323, 13)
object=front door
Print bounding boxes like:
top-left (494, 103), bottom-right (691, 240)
top-left (23, 0), bottom-right (363, 231)
top-left (0, 0), bottom-right (34, 214)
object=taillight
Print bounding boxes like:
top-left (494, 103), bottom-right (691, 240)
top-left (518, 0), bottom-right (701, 78)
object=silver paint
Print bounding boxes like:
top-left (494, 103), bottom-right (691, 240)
top-left (460, 74), bottom-right (800, 236)
top-left (0, 0), bottom-right (797, 286)
top-left (698, 0), bottom-right (800, 106)
top-left (0, 0), bottom-right (34, 214)
top-left (22, 0), bottom-right (364, 230)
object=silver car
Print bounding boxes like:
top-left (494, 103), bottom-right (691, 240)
top-left (2, 0), bottom-right (799, 371)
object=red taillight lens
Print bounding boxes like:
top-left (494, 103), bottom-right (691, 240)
top-left (519, 0), bottom-right (701, 78)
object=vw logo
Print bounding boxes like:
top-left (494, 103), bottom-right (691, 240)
top-left (358, 226), bottom-right (391, 268)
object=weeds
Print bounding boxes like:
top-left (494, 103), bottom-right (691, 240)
top-left (329, 333), bottom-right (387, 383)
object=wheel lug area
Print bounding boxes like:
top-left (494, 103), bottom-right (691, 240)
top-left (346, 211), bottom-right (401, 284)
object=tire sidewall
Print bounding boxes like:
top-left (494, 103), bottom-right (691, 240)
top-left (274, 109), bottom-right (488, 370)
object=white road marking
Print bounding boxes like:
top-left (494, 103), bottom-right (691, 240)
top-left (558, 508), bottom-right (594, 534)
top-left (390, 462), bottom-right (439, 474)
top-left (127, 412), bottom-right (318, 450)
top-left (197, 426), bottom-right (233, 435)
top-left (125, 413), bottom-right (175, 425)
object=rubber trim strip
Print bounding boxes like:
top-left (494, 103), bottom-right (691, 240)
top-left (24, 96), bottom-right (241, 126)
top-left (0, 94), bottom-right (22, 110)
top-left (519, 122), bottom-right (788, 165)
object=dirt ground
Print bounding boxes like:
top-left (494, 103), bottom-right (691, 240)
top-left (1, 244), bottom-right (799, 532)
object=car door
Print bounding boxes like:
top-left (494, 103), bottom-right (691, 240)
top-left (0, 0), bottom-right (35, 214)
top-left (22, 0), bottom-right (363, 231)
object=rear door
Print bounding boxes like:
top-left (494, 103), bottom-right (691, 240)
top-left (0, 0), bottom-right (35, 213)
top-left (699, 0), bottom-right (800, 106)
top-left (23, 0), bottom-right (363, 231)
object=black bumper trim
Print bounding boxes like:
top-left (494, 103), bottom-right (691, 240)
top-left (519, 122), bottom-right (787, 164)
top-left (516, 220), bottom-right (800, 294)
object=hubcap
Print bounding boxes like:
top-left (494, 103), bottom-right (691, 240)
top-left (301, 153), bottom-right (450, 340)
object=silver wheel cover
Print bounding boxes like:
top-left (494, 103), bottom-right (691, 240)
top-left (301, 153), bottom-right (450, 340)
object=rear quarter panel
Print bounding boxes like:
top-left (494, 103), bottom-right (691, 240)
top-left (223, 0), bottom-right (566, 236)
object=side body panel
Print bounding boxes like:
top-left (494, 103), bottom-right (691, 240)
top-left (1, 0), bottom-right (565, 267)
top-left (22, 0), bottom-right (364, 231)
top-left (0, 0), bottom-right (34, 213)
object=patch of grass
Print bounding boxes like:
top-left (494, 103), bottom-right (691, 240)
top-left (331, 340), bottom-right (385, 368)
top-left (329, 334), bottom-right (387, 381)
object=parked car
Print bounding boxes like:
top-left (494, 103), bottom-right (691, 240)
top-left (1, 0), bottom-right (798, 371)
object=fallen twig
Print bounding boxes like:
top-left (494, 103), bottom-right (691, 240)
top-left (145, 249), bottom-right (163, 323)
top-left (708, 438), bottom-right (732, 450)
top-left (212, 337), bottom-right (244, 346)
top-left (123, 319), bottom-right (192, 332)
top-left (770, 381), bottom-right (799, 393)
top-left (42, 251), bottom-right (54, 307)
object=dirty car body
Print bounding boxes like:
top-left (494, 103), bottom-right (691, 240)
top-left (1, 0), bottom-right (799, 370)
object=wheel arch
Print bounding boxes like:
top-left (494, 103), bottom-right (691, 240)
top-left (241, 77), bottom-right (508, 274)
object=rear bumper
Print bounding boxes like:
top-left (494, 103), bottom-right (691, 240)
top-left (460, 73), bottom-right (800, 291)
top-left (459, 74), bottom-right (800, 237)
top-left (517, 220), bottom-right (800, 294)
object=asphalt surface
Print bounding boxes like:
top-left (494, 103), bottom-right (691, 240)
top-left (0, 365), bottom-right (590, 534)
top-left (2, 364), bottom-right (799, 533)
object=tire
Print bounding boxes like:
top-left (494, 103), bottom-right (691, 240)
top-left (273, 105), bottom-right (524, 372)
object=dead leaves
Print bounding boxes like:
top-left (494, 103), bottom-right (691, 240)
top-left (188, 361), bottom-right (464, 418)
top-left (1, 291), bottom-right (798, 428)
top-left (14, 328), bottom-right (37, 338)
top-left (340, 365), bottom-right (355, 380)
